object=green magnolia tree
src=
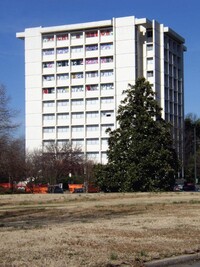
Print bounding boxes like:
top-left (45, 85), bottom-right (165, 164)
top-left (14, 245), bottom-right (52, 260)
top-left (95, 78), bottom-right (179, 192)
top-left (184, 113), bottom-right (200, 182)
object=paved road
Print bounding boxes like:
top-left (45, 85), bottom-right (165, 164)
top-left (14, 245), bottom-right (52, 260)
top-left (170, 260), bottom-right (200, 267)
top-left (144, 257), bottom-right (200, 267)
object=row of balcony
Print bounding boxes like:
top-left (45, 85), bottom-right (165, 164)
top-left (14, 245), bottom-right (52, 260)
top-left (43, 62), bottom-right (114, 74)
top-left (43, 48), bottom-right (114, 61)
top-left (43, 76), bottom-right (114, 88)
top-left (43, 103), bottom-right (115, 112)
top-left (43, 35), bottom-right (113, 49)
top-left (43, 116), bottom-right (115, 127)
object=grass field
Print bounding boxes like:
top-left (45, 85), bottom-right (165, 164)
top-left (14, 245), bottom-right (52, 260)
top-left (0, 192), bottom-right (200, 267)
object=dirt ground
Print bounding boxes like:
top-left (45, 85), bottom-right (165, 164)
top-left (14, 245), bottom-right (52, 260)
top-left (0, 192), bottom-right (200, 267)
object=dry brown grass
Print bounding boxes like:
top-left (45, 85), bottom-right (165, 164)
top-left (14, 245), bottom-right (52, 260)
top-left (0, 192), bottom-right (200, 267)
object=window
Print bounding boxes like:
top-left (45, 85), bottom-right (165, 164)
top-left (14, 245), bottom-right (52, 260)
top-left (57, 140), bottom-right (69, 146)
top-left (72, 112), bottom-right (84, 119)
top-left (57, 61), bottom-right (68, 67)
top-left (173, 42), bottom-right (177, 51)
top-left (43, 35), bottom-right (54, 42)
top-left (86, 111), bottom-right (99, 118)
top-left (71, 86), bottom-right (84, 92)
top-left (164, 49), bottom-right (169, 61)
top-left (174, 67), bottom-right (177, 78)
top-left (43, 140), bottom-right (55, 147)
top-left (86, 71), bottom-right (98, 78)
top-left (147, 71), bottom-right (153, 77)
top-left (86, 98), bottom-right (98, 105)
top-left (85, 58), bottom-right (98, 64)
top-left (43, 127), bottom-right (55, 133)
top-left (101, 124), bottom-right (114, 133)
top-left (101, 83), bottom-right (114, 90)
top-left (43, 114), bottom-right (55, 121)
top-left (71, 46), bottom-right (83, 53)
top-left (43, 101), bottom-right (54, 107)
top-left (57, 34), bottom-right (68, 41)
top-left (169, 52), bottom-right (173, 64)
top-left (169, 89), bottom-right (173, 102)
top-left (86, 125), bottom-right (99, 131)
top-left (86, 44), bottom-right (98, 51)
top-left (71, 32), bottom-right (83, 39)
top-left (72, 139), bottom-right (84, 146)
top-left (101, 70), bottom-right (113, 77)
top-left (101, 138), bottom-right (108, 145)
top-left (56, 47), bottom-right (69, 54)
top-left (43, 62), bottom-right (54, 68)
top-left (177, 45), bottom-right (181, 53)
top-left (147, 29), bottom-right (153, 42)
top-left (165, 87), bottom-right (169, 100)
top-left (147, 44), bottom-right (153, 51)
top-left (100, 56), bottom-right (113, 63)
top-left (165, 100), bottom-right (169, 113)
top-left (86, 152), bottom-right (99, 160)
top-left (101, 111), bottom-right (114, 117)
top-left (101, 152), bottom-right (107, 159)
top-left (71, 99), bottom-right (84, 106)
top-left (86, 139), bottom-right (99, 145)
top-left (57, 87), bottom-right (69, 93)
top-left (72, 126), bottom-right (84, 132)
top-left (43, 88), bottom-right (55, 94)
top-left (178, 105), bottom-right (182, 117)
top-left (57, 113), bottom-right (69, 120)
top-left (169, 65), bottom-right (172, 76)
top-left (71, 72), bottom-right (84, 79)
top-left (43, 49), bottom-right (54, 56)
top-left (43, 75), bottom-right (55, 81)
top-left (100, 29), bottom-right (113, 36)
top-left (57, 100), bottom-right (68, 106)
top-left (147, 58), bottom-right (153, 66)
top-left (57, 74), bottom-right (69, 80)
top-left (57, 126), bottom-right (69, 132)
top-left (86, 84), bottom-right (98, 91)
top-left (85, 31), bottom-right (98, 38)
top-left (101, 97), bottom-right (114, 104)
top-left (71, 59), bottom-right (83, 66)
top-left (100, 43), bottom-right (113, 50)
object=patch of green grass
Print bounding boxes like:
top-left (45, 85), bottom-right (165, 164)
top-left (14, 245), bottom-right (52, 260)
top-left (110, 251), bottom-right (118, 261)
top-left (19, 201), bottom-right (31, 206)
top-left (135, 250), bottom-right (148, 262)
top-left (94, 205), bottom-right (104, 208)
top-left (189, 199), bottom-right (200, 204)
top-left (172, 201), bottom-right (187, 204)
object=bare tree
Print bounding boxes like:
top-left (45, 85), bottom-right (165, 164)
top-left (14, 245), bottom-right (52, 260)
top-left (0, 84), bottom-right (18, 138)
top-left (26, 142), bottom-right (85, 185)
top-left (0, 138), bottom-right (26, 187)
top-left (0, 84), bottom-right (22, 186)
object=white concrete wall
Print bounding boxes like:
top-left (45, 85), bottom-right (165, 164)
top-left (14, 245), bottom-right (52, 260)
top-left (114, 16), bottom-right (136, 106)
top-left (25, 28), bottom-right (43, 151)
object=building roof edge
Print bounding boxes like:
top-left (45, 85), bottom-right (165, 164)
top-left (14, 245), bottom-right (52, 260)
top-left (164, 26), bottom-right (185, 43)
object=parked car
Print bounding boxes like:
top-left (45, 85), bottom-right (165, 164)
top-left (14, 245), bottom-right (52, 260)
top-left (74, 188), bottom-right (84, 193)
top-left (173, 184), bottom-right (183, 192)
top-left (53, 186), bottom-right (63, 193)
top-left (48, 185), bottom-right (63, 193)
top-left (182, 183), bottom-right (197, 192)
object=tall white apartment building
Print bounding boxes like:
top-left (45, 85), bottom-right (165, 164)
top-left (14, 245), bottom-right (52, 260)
top-left (17, 16), bottom-right (186, 164)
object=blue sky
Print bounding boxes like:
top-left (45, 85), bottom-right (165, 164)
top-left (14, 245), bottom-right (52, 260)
top-left (0, 0), bottom-right (199, 136)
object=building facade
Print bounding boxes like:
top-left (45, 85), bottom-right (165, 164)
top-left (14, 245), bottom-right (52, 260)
top-left (17, 16), bottom-right (186, 164)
